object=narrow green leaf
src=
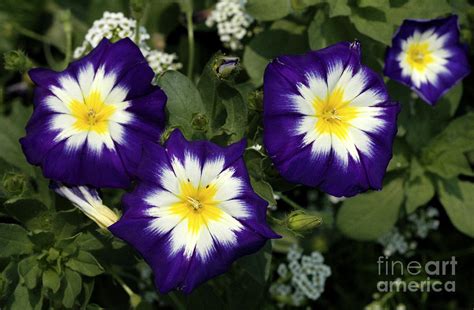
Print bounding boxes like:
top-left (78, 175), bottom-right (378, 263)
top-left (0, 223), bottom-right (34, 257)
top-left (336, 178), bottom-right (404, 240)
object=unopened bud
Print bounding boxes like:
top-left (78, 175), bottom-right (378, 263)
top-left (4, 50), bottom-right (33, 74)
top-left (2, 172), bottom-right (28, 196)
top-left (287, 210), bottom-right (321, 234)
top-left (214, 56), bottom-right (240, 80)
top-left (52, 183), bottom-right (118, 229)
top-left (191, 113), bottom-right (209, 132)
top-left (130, 0), bottom-right (147, 20)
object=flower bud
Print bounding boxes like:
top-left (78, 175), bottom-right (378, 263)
top-left (3, 50), bottom-right (33, 74)
top-left (2, 172), bottom-right (28, 196)
top-left (52, 183), bottom-right (118, 229)
top-left (130, 0), bottom-right (147, 20)
top-left (214, 56), bottom-right (240, 80)
top-left (287, 210), bottom-right (322, 234)
top-left (191, 113), bottom-right (209, 132)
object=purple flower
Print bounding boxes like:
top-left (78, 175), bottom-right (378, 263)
top-left (20, 38), bottom-right (167, 188)
top-left (384, 15), bottom-right (470, 105)
top-left (263, 42), bottom-right (400, 197)
top-left (109, 130), bottom-right (279, 293)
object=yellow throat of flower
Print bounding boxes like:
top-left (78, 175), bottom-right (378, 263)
top-left (70, 91), bottom-right (116, 134)
top-left (406, 42), bottom-right (433, 72)
top-left (313, 87), bottom-right (358, 140)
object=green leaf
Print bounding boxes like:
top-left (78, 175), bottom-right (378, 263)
top-left (42, 269), bottom-right (61, 293)
top-left (357, 0), bottom-right (389, 9)
top-left (421, 113), bottom-right (474, 170)
top-left (425, 151), bottom-right (473, 179)
top-left (308, 11), bottom-right (357, 50)
top-left (387, 139), bottom-right (410, 171)
top-left (0, 103), bottom-right (34, 175)
top-left (326, 0), bottom-right (351, 17)
top-left (0, 223), bottom-right (34, 257)
top-left (236, 241), bottom-right (272, 285)
top-left (4, 198), bottom-right (52, 231)
top-left (157, 71), bottom-right (206, 138)
top-left (245, 0), bottom-right (292, 21)
top-left (250, 178), bottom-right (276, 207)
top-left (438, 179), bottom-right (474, 237)
top-left (52, 209), bottom-right (86, 240)
top-left (386, 0), bottom-right (452, 26)
top-left (10, 283), bottom-right (31, 310)
top-left (62, 269), bottom-right (82, 308)
top-left (336, 178), bottom-right (404, 240)
top-left (18, 256), bottom-right (41, 289)
top-left (197, 53), bottom-right (248, 141)
top-left (66, 250), bottom-right (104, 277)
top-left (349, 7), bottom-right (393, 45)
top-left (405, 159), bottom-right (435, 213)
top-left (75, 232), bottom-right (103, 251)
top-left (243, 21), bottom-right (308, 85)
top-left (216, 84), bottom-right (248, 143)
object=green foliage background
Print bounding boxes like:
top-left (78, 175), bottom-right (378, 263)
top-left (0, 0), bottom-right (473, 309)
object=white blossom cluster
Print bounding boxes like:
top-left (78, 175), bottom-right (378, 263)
top-left (270, 245), bottom-right (331, 307)
top-left (377, 207), bottom-right (440, 257)
top-left (205, 0), bottom-right (254, 51)
top-left (145, 50), bottom-right (182, 75)
top-left (73, 11), bottom-right (182, 75)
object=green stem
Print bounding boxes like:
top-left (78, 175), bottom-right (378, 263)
top-left (62, 12), bottom-right (73, 68)
top-left (279, 193), bottom-right (304, 210)
top-left (185, 1), bottom-right (195, 79)
top-left (112, 273), bottom-right (135, 297)
top-left (14, 24), bottom-right (52, 44)
top-left (134, 17), bottom-right (141, 44)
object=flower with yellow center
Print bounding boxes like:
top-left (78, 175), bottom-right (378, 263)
top-left (395, 27), bottom-right (453, 90)
top-left (264, 42), bottom-right (400, 197)
top-left (385, 16), bottom-right (471, 105)
top-left (109, 130), bottom-right (279, 293)
top-left (21, 38), bottom-right (167, 188)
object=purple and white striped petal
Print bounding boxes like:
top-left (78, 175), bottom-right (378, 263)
top-left (109, 130), bottom-right (279, 293)
top-left (21, 38), bottom-right (166, 188)
top-left (263, 42), bottom-right (400, 197)
top-left (384, 15), bottom-right (470, 105)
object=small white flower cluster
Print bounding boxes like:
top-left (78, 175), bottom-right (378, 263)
top-left (145, 50), bottom-right (183, 76)
top-left (407, 207), bottom-right (439, 238)
top-left (205, 0), bottom-right (254, 51)
top-left (270, 245), bottom-right (331, 307)
top-left (74, 11), bottom-right (182, 75)
top-left (378, 207), bottom-right (440, 257)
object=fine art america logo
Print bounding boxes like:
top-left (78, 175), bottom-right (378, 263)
top-left (377, 256), bottom-right (457, 293)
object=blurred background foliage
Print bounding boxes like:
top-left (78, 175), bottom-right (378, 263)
top-left (0, 0), bottom-right (473, 309)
